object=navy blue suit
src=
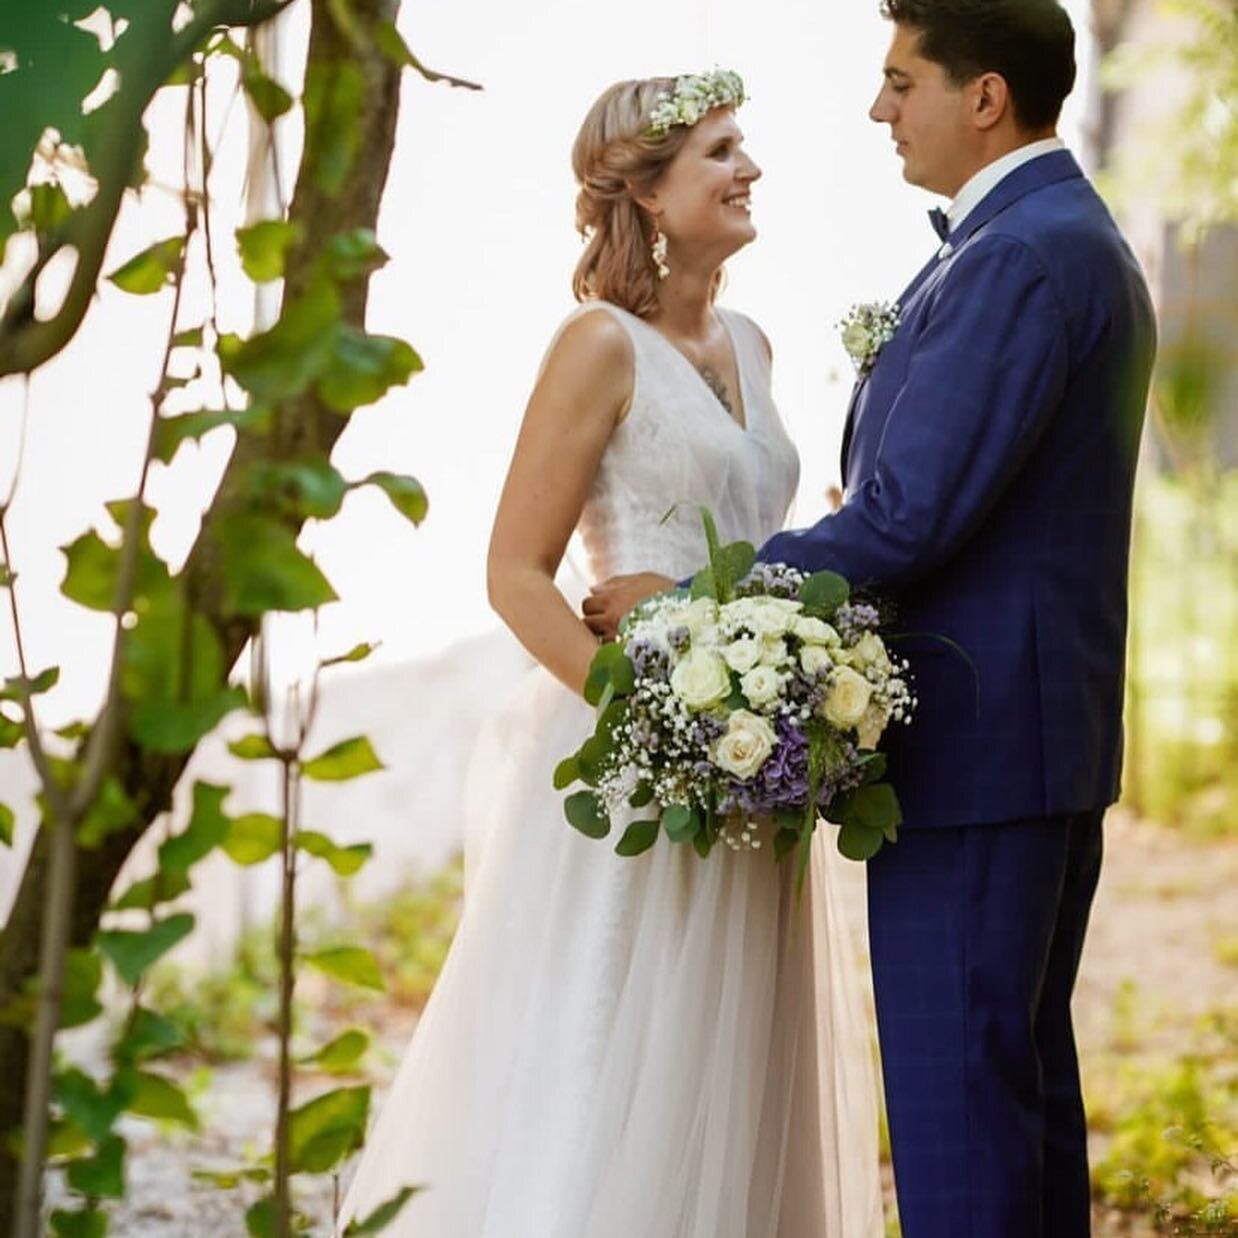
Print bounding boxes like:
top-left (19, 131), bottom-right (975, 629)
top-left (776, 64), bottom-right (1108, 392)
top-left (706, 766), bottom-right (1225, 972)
top-left (758, 151), bottom-right (1155, 1236)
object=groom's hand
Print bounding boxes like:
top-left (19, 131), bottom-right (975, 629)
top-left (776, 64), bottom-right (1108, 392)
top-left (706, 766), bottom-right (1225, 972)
top-left (582, 573), bottom-right (675, 641)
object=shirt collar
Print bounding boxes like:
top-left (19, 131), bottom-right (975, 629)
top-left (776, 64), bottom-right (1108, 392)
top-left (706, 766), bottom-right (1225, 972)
top-left (945, 137), bottom-right (1066, 234)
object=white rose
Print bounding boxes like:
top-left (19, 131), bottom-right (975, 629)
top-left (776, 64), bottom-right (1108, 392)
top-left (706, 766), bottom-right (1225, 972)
top-left (842, 321), bottom-right (870, 360)
top-left (800, 644), bottom-right (833, 677)
top-left (823, 666), bottom-right (873, 728)
top-left (856, 703), bottom-right (890, 750)
top-left (669, 648), bottom-right (731, 710)
top-left (747, 599), bottom-right (800, 638)
top-left (722, 637), bottom-right (761, 674)
top-left (793, 616), bottom-right (841, 646)
top-left (852, 631), bottom-right (891, 671)
top-left (759, 637), bottom-right (790, 667)
top-left (669, 597), bottom-right (719, 640)
top-left (740, 665), bottom-right (783, 710)
top-left (711, 709), bottom-right (777, 779)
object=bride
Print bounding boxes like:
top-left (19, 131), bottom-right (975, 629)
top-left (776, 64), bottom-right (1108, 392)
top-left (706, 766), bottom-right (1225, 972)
top-left (337, 71), bottom-right (883, 1237)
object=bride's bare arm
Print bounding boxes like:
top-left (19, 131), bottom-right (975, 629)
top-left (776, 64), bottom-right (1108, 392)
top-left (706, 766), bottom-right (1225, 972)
top-left (487, 311), bottom-right (634, 696)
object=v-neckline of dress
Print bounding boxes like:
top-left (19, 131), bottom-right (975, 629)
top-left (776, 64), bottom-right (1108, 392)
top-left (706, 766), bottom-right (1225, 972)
top-left (633, 309), bottom-right (751, 434)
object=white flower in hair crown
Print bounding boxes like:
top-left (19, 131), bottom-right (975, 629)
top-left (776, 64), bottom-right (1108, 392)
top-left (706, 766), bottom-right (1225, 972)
top-left (838, 301), bottom-right (901, 375)
top-left (647, 69), bottom-right (746, 136)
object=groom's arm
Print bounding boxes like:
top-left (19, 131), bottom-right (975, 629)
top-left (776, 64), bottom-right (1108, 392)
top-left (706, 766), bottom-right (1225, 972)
top-left (759, 236), bottom-right (1069, 588)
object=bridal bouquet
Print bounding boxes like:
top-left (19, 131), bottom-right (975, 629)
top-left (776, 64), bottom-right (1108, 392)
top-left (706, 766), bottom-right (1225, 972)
top-left (556, 511), bottom-right (915, 884)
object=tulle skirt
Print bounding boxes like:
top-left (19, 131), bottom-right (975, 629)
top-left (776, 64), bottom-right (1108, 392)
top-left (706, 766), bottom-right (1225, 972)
top-left (336, 667), bottom-right (884, 1237)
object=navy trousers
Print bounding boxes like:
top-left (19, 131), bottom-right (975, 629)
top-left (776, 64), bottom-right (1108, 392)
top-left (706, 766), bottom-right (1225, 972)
top-left (867, 810), bottom-right (1104, 1238)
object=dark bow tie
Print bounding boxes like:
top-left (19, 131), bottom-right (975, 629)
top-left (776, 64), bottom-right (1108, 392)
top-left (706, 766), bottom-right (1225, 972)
top-left (928, 206), bottom-right (950, 242)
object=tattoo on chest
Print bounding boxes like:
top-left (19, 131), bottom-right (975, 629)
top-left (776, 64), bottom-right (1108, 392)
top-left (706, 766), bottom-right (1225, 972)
top-left (698, 365), bottom-right (734, 416)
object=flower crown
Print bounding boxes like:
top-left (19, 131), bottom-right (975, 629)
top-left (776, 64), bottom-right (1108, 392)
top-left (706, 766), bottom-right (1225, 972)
top-left (647, 69), bottom-right (746, 137)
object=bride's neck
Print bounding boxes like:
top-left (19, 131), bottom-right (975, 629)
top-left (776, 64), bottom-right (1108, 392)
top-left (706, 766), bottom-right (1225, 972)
top-left (651, 264), bottom-right (719, 340)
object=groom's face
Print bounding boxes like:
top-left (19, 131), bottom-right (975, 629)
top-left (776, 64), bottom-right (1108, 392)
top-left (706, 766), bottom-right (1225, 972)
top-left (870, 24), bottom-right (977, 198)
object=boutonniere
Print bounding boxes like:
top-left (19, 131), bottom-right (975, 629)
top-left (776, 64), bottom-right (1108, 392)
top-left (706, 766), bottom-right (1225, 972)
top-left (838, 301), bottom-right (901, 376)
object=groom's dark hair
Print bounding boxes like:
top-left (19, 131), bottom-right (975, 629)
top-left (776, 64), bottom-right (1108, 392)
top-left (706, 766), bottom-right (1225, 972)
top-left (881, 0), bottom-right (1076, 130)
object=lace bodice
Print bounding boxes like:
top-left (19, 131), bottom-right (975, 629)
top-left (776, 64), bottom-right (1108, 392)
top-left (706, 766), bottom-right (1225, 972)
top-left (558, 302), bottom-right (800, 583)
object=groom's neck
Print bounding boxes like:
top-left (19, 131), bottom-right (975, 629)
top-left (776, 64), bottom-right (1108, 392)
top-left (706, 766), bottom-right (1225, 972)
top-left (945, 125), bottom-right (1058, 199)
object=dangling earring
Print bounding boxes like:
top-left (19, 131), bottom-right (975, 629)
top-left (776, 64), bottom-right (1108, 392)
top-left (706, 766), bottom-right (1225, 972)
top-left (650, 225), bottom-right (670, 280)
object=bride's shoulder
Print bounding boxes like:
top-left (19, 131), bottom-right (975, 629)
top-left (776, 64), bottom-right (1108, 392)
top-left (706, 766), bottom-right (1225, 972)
top-left (720, 306), bottom-right (774, 364)
top-left (547, 302), bottom-right (634, 369)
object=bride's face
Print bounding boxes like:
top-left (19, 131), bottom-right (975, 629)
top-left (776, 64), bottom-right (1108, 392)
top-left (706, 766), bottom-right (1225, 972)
top-left (647, 109), bottom-right (762, 262)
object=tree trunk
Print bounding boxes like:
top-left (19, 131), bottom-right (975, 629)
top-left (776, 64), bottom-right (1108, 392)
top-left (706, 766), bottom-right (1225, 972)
top-left (0, 0), bottom-right (402, 1223)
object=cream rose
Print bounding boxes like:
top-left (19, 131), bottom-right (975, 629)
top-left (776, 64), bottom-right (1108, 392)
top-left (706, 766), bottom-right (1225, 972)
top-left (823, 665), bottom-right (873, 728)
top-left (855, 702), bottom-right (890, 750)
top-left (669, 597), bottom-right (719, 641)
top-left (759, 637), bottom-right (790, 667)
top-left (711, 709), bottom-right (777, 779)
top-left (792, 615), bottom-right (841, 646)
top-left (747, 599), bottom-right (802, 638)
top-left (800, 644), bottom-right (833, 677)
top-left (722, 637), bottom-right (762, 674)
top-left (740, 665), bottom-right (782, 710)
top-left (841, 321), bottom-right (870, 359)
top-left (669, 648), bottom-right (731, 710)
top-left (852, 631), bottom-right (891, 671)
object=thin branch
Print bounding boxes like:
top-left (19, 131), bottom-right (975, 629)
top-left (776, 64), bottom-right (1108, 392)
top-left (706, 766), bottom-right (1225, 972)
top-left (400, 49), bottom-right (483, 93)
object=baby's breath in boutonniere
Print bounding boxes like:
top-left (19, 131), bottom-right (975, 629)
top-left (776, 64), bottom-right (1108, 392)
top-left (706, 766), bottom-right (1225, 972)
top-left (838, 301), bottom-right (901, 375)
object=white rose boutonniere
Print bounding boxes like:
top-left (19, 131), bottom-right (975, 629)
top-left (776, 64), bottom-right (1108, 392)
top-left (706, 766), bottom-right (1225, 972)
top-left (838, 301), bottom-right (901, 375)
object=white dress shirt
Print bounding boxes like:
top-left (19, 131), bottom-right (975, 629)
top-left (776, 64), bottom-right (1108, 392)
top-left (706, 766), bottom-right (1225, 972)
top-left (946, 136), bottom-right (1066, 234)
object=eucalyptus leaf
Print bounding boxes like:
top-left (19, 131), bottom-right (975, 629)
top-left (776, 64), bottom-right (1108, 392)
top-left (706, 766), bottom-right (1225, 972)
top-left (836, 822), bottom-right (886, 862)
top-left (799, 570), bottom-right (850, 614)
top-left (565, 789), bottom-right (609, 839)
top-left (661, 803), bottom-right (699, 844)
top-left (552, 756), bottom-right (579, 791)
top-left (615, 818), bottom-right (659, 857)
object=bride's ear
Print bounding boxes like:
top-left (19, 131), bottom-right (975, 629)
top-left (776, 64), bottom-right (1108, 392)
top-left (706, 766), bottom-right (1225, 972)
top-left (627, 180), bottom-right (662, 218)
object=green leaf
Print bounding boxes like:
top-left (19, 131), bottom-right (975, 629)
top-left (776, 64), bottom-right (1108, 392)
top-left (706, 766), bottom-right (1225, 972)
top-left (114, 1007), bottom-right (184, 1065)
top-left (303, 59), bottom-right (364, 195)
top-left (661, 803), bottom-right (700, 844)
top-left (295, 830), bottom-right (372, 876)
top-left (344, 1185), bottom-right (422, 1235)
top-left (221, 813), bottom-right (283, 866)
top-left (130, 686), bottom-right (247, 755)
top-left (245, 1198), bottom-right (277, 1238)
top-left (303, 946), bottom-right (385, 991)
top-left (2, 665), bottom-right (60, 699)
top-left (110, 868), bottom-right (191, 913)
top-left (53, 1068), bottom-right (128, 1144)
top-left (66, 1133), bottom-right (125, 1198)
top-left (49, 1208), bottom-right (107, 1238)
top-left (318, 329), bottom-right (423, 412)
top-left (799, 570), bottom-right (850, 614)
top-left (58, 948), bottom-right (104, 1030)
top-left (855, 751), bottom-right (887, 783)
top-left (78, 776), bottom-right (138, 848)
top-left (236, 218), bottom-right (303, 282)
top-left (301, 736), bottom-right (384, 782)
top-left (628, 782), bottom-right (654, 809)
top-left (59, 526), bottom-right (170, 613)
top-left (323, 228), bottom-right (389, 282)
top-left (615, 818), bottom-right (659, 857)
top-left (229, 734), bottom-right (279, 761)
top-left (159, 782), bottom-right (230, 874)
top-left (215, 512), bottom-right (338, 615)
top-left (219, 281), bottom-right (341, 401)
top-left (360, 470), bottom-right (428, 525)
top-left (153, 404), bottom-right (273, 466)
top-left (830, 782), bottom-right (902, 834)
top-left (552, 756), bottom-right (579, 791)
top-left (172, 326), bottom-right (204, 348)
top-left (247, 457), bottom-right (349, 520)
top-left (836, 822), bottom-right (886, 862)
top-left (288, 1085), bottom-right (370, 1173)
top-left (0, 802), bottom-right (14, 846)
top-left (242, 66), bottom-right (294, 123)
top-left (108, 236), bottom-right (184, 295)
top-left (322, 641), bottom-right (378, 668)
top-left (47, 1116), bottom-right (93, 1161)
top-left (564, 790), bottom-right (609, 839)
top-left (689, 566), bottom-right (717, 601)
top-left (28, 182), bottom-right (72, 235)
top-left (122, 1068), bottom-right (198, 1129)
top-left (719, 541), bottom-right (756, 585)
top-left (0, 713), bottom-right (22, 749)
top-left (296, 1028), bottom-right (369, 1073)
top-left (97, 914), bottom-right (195, 986)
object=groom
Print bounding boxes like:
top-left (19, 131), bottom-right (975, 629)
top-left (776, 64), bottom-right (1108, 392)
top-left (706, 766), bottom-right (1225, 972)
top-left (583, 1), bottom-right (1157, 1234)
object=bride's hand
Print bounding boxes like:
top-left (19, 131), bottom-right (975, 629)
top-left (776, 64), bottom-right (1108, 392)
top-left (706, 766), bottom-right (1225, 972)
top-left (582, 573), bottom-right (676, 640)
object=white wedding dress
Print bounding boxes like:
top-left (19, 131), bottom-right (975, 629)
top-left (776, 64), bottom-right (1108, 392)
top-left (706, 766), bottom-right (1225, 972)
top-left (336, 302), bottom-right (884, 1237)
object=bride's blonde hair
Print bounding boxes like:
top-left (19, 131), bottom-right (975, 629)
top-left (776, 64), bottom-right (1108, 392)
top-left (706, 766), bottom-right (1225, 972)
top-left (571, 78), bottom-right (696, 319)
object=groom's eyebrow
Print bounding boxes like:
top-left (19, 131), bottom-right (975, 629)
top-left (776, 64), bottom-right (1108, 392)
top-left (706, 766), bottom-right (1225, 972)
top-left (883, 67), bottom-right (911, 83)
